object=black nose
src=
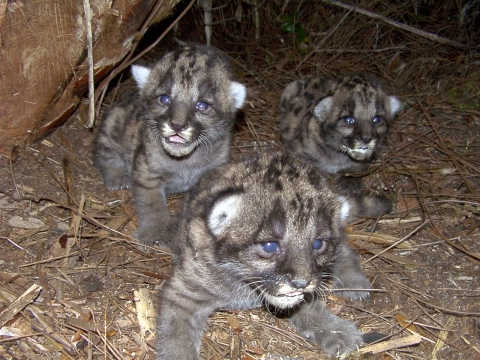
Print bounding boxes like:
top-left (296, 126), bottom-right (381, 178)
top-left (170, 122), bottom-right (187, 132)
top-left (291, 278), bottom-right (309, 289)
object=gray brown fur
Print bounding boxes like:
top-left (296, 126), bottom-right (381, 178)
top-left (280, 74), bottom-right (403, 217)
top-left (156, 152), bottom-right (370, 359)
top-left (93, 44), bottom-right (246, 247)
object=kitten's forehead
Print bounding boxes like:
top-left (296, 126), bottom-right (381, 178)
top-left (336, 75), bottom-right (390, 118)
top-left (149, 47), bottom-right (230, 100)
top-left (336, 87), bottom-right (379, 115)
top-left (190, 153), bottom-right (346, 252)
top-left (252, 156), bottom-right (342, 232)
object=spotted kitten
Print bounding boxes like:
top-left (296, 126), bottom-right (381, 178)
top-left (93, 44), bottom-right (246, 247)
top-left (280, 74), bottom-right (403, 217)
top-left (156, 152), bottom-right (371, 359)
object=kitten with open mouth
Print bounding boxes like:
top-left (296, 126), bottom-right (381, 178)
top-left (93, 44), bottom-right (246, 247)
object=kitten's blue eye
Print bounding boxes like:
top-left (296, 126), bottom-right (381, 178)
top-left (373, 116), bottom-right (383, 124)
top-left (313, 238), bottom-right (325, 250)
top-left (312, 239), bottom-right (327, 254)
top-left (159, 95), bottom-right (171, 105)
top-left (343, 116), bottom-right (355, 124)
top-left (262, 242), bottom-right (279, 253)
top-left (195, 101), bottom-right (209, 111)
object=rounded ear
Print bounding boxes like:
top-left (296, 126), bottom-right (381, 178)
top-left (208, 193), bottom-right (243, 236)
top-left (229, 82), bottom-right (246, 109)
top-left (131, 64), bottom-right (151, 90)
top-left (313, 96), bottom-right (333, 121)
top-left (388, 96), bottom-right (405, 117)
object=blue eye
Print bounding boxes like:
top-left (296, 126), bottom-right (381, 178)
top-left (159, 95), bottom-right (171, 105)
top-left (313, 239), bottom-right (324, 250)
top-left (373, 116), bottom-right (383, 124)
top-left (343, 116), bottom-right (355, 124)
top-left (195, 101), bottom-right (209, 111)
top-left (261, 242), bottom-right (279, 253)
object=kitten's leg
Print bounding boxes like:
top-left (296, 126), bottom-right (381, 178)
top-left (93, 112), bottom-right (132, 190)
top-left (335, 175), bottom-right (363, 196)
top-left (331, 241), bottom-right (370, 300)
top-left (132, 182), bottom-right (170, 247)
top-left (290, 299), bottom-right (363, 356)
top-left (156, 281), bottom-right (214, 360)
top-left (95, 153), bottom-right (132, 191)
top-left (336, 176), bottom-right (393, 220)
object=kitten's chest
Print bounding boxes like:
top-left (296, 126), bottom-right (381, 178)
top-left (163, 165), bottom-right (207, 194)
top-left (147, 148), bottom-right (226, 194)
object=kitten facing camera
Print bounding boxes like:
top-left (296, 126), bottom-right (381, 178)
top-left (93, 44), bottom-right (246, 247)
top-left (156, 152), bottom-right (372, 359)
top-left (280, 74), bottom-right (404, 218)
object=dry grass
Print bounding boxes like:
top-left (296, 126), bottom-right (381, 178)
top-left (0, 1), bottom-right (479, 359)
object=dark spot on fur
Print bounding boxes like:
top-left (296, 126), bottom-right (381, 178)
top-left (316, 207), bottom-right (332, 232)
top-left (304, 92), bottom-right (315, 102)
top-left (307, 168), bottom-right (321, 188)
top-left (290, 199), bottom-right (298, 210)
top-left (275, 181), bottom-right (283, 191)
top-left (286, 167), bottom-right (300, 179)
top-left (206, 55), bottom-right (216, 69)
top-left (266, 200), bottom-right (286, 238)
top-left (294, 84), bottom-right (303, 97)
top-left (264, 159), bottom-right (285, 191)
top-left (305, 198), bottom-right (314, 211)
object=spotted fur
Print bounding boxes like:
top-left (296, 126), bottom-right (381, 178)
top-left (156, 152), bottom-right (370, 359)
top-left (93, 44), bottom-right (246, 246)
top-left (280, 74), bottom-right (403, 217)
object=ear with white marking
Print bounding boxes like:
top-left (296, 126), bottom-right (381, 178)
top-left (313, 96), bottom-right (333, 122)
top-left (339, 196), bottom-right (351, 223)
top-left (131, 64), bottom-right (151, 90)
top-left (229, 81), bottom-right (246, 109)
top-left (208, 193), bottom-right (243, 236)
top-left (388, 96), bottom-right (404, 117)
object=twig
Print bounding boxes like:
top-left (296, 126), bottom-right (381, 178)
top-left (417, 102), bottom-right (476, 194)
top-left (358, 333), bottom-right (422, 354)
top-left (362, 220), bottom-right (429, 264)
top-left (19, 251), bottom-right (80, 268)
top-left (35, 243), bottom-right (55, 319)
top-left (443, 238), bottom-right (480, 261)
top-left (294, 10), bottom-right (351, 71)
top-left (83, 0), bottom-right (95, 128)
top-left (8, 148), bottom-right (25, 213)
top-left (0, 284), bottom-right (42, 328)
top-left (320, 0), bottom-right (468, 50)
top-left (413, 295), bottom-right (480, 317)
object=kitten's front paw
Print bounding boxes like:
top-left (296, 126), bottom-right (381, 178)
top-left (300, 316), bottom-right (363, 357)
top-left (333, 271), bottom-right (370, 301)
top-left (103, 171), bottom-right (132, 191)
top-left (133, 229), bottom-right (156, 248)
top-left (292, 302), bottom-right (364, 357)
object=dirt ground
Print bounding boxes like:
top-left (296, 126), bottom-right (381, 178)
top-left (1, 1), bottom-right (479, 359)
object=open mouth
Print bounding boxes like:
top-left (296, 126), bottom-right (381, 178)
top-left (344, 146), bottom-right (373, 161)
top-left (282, 290), bottom-right (304, 297)
top-left (166, 134), bottom-right (190, 147)
top-left (264, 291), bottom-right (304, 309)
